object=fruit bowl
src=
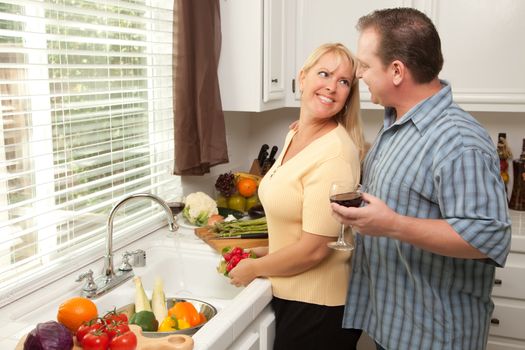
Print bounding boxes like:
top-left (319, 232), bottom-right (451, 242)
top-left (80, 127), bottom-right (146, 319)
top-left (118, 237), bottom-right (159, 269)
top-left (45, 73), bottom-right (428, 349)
top-left (117, 297), bottom-right (217, 337)
top-left (217, 207), bottom-right (245, 219)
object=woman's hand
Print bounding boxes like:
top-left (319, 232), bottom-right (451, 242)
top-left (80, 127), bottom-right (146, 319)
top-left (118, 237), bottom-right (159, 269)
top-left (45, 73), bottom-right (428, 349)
top-left (229, 257), bottom-right (257, 287)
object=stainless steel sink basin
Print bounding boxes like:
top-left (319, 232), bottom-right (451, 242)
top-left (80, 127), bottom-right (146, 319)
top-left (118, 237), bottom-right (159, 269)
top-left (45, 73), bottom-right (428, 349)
top-left (117, 297), bottom-right (217, 337)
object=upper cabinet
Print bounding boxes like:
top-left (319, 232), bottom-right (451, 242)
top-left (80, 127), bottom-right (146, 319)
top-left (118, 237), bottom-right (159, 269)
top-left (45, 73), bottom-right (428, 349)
top-left (433, 0), bottom-right (525, 112)
top-left (290, 0), bottom-right (400, 109)
top-left (218, 0), bottom-right (286, 112)
top-left (219, 0), bottom-right (525, 112)
top-left (292, 0), bottom-right (525, 112)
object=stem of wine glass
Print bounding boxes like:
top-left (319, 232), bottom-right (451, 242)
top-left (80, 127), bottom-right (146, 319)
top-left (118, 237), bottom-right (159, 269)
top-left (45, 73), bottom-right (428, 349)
top-left (337, 224), bottom-right (346, 244)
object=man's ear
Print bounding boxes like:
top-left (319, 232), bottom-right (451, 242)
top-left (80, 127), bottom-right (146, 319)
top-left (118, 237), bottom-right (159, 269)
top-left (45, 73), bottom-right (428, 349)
top-left (391, 60), bottom-right (404, 86)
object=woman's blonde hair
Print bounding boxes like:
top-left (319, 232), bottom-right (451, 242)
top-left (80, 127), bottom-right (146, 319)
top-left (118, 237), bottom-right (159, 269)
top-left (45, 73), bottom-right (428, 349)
top-left (301, 43), bottom-right (366, 161)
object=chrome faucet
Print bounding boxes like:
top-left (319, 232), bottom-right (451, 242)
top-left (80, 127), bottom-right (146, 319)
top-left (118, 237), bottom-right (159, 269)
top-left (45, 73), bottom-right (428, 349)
top-left (77, 193), bottom-right (175, 298)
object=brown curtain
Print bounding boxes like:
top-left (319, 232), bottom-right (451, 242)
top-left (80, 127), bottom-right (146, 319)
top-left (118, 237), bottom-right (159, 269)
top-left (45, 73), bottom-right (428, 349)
top-left (173, 0), bottom-right (229, 175)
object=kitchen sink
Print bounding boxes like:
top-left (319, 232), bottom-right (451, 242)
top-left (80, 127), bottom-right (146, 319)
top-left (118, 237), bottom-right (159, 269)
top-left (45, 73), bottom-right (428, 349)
top-left (5, 228), bottom-right (272, 350)
top-left (14, 241), bottom-right (240, 325)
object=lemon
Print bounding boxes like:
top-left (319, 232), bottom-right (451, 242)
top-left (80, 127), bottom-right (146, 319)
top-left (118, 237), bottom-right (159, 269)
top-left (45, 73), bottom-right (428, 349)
top-left (227, 194), bottom-right (246, 212)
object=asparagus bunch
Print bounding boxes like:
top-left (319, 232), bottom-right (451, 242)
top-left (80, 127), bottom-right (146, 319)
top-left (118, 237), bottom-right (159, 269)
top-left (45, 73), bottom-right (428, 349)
top-left (212, 217), bottom-right (267, 237)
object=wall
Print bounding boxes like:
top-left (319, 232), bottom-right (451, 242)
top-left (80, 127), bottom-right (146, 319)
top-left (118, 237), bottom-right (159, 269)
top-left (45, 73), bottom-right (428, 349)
top-left (248, 108), bottom-right (525, 196)
top-left (183, 108), bottom-right (525, 199)
top-left (181, 111), bottom-right (252, 195)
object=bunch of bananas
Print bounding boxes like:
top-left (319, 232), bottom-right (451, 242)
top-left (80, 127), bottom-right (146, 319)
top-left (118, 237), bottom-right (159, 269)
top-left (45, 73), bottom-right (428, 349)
top-left (234, 172), bottom-right (262, 185)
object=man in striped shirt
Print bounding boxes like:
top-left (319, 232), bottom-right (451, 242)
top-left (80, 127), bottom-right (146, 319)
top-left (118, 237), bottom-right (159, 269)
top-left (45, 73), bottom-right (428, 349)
top-left (331, 8), bottom-right (511, 350)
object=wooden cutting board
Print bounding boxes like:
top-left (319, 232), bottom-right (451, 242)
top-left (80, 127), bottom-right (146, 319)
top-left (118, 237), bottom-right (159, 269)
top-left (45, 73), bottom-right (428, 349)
top-left (16, 324), bottom-right (193, 350)
top-left (194, 227), bottom-right (268, 253)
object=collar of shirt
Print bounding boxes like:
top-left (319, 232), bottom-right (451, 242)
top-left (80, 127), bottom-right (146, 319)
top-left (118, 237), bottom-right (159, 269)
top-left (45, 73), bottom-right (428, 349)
top-left (383, 80), bottom-right (453, 135)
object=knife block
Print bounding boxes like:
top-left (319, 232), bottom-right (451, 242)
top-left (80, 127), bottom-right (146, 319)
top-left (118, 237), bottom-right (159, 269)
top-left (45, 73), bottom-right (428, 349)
top-left (249, 159), bottom-right (263, 176)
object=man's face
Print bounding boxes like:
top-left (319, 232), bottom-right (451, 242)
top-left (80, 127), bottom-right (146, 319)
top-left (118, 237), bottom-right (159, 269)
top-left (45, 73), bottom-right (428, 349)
top-left (356, 28), bottom-right (392, 107)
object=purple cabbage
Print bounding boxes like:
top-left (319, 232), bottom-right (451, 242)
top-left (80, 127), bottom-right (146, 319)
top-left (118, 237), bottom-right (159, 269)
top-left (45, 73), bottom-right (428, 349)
top-left (23, 321), bottom-right (73, 350)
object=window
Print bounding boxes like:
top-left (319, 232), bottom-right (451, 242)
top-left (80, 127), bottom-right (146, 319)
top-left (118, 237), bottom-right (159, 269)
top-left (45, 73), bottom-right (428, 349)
top-left (0, 0), bottom-right (178, 306)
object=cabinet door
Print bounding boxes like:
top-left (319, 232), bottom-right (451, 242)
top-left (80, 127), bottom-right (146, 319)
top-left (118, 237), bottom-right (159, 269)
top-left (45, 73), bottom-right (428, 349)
top-left (219, 0), bottom-right (263, 111)
top-left (434, 0), bottom-right (525, 111)
top-left (292, 0), bottom-right (404, 106)
top-left (493, 255), bottom-right (525, 299)
top-left (263, 0), bottom-right (286, 103)
top-left (490, 298), bottom-right (525, 340)
top-left (258, 307), bottom-right (276, 350)
top-left (229, 332), bottom-right (260, 350)
top-left (218, 0), bottom-right (286, 111)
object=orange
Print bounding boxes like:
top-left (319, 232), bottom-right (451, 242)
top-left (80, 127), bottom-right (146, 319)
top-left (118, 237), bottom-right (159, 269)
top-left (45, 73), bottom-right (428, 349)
top-left (168, 301), bottom-right (200, 327)
top-left (237, 178), bottom-right (257, 198)
top-left (57, 296), bottom-right (98, 332)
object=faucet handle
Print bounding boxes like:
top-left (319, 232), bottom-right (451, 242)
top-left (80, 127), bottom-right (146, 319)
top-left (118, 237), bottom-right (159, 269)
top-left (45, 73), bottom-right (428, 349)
top-left (76, 269), bottom-right (97, 292)
top-left (119, 252), bottom-right (134, 271)
top-left (119, 249), bottom-right (146, 271)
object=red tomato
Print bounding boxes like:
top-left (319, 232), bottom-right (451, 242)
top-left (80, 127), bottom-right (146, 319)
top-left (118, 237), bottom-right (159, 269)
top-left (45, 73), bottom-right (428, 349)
top-left (77, 321), bottom-right (105, 343)
top-left (103, 310), bottom-right (128, 325)
top-left (105, 323), bottom-right (130, 340)
top-left (230, 247), bottom-right (243, 257)
top-left (82, 330), bottom-right (109, 350)
top-left (109, 331), bottom-right (137, 350)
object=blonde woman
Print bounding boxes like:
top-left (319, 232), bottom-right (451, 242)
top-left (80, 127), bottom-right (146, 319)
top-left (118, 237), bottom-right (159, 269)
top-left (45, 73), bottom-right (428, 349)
top-left (229, 43), bottom-right (365, 350)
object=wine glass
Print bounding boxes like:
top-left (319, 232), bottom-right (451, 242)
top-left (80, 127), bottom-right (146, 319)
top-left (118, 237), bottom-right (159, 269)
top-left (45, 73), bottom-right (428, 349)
top-left (328, 182), bottom-right (363, 251)
top-left (166, 196), bottom-right (185, 237)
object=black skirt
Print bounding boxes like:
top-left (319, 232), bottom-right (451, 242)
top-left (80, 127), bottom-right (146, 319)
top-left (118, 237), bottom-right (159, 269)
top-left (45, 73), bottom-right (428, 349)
top-left (271, 297), bottom-right (362, 350)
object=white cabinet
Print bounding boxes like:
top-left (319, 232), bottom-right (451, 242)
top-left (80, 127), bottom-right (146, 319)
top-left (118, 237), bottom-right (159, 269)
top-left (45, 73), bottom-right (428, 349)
top-left (218, 0), bottom-right (286, 112)
top-left (488, 210), bottom-right (525, 348)
top-left (291, 0), bottom-right (402, 108)
top-left (433, 0), bottom-right (525, 112)
top-left (229, 305), bottom-right (276, 350)
top-left (289, 0), bottom-right (525, 112)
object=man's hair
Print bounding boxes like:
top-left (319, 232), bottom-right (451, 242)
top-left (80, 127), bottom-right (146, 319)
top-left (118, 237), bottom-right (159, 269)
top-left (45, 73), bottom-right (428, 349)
top-left (357, 7), bottom-right (444, 83)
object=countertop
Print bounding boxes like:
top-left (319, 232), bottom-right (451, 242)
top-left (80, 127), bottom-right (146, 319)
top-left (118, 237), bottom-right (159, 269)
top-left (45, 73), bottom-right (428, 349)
top-left (0, 226), bottom-right (273, 350)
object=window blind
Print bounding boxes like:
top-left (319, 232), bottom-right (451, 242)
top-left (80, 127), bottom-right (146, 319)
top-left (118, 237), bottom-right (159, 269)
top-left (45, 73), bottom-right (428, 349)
top-left (0, 0), bottom-right (179, 306)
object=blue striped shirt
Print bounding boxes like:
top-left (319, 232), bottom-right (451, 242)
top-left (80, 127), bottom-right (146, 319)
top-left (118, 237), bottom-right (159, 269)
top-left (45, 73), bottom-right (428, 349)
top-left (343, 82), bottom-right (511, 350)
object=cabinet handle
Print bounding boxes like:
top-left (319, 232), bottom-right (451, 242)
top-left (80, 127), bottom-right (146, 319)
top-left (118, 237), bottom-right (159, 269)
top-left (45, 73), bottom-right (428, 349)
top-left (271, 78), bottom-right (278, 83)
top-left (490, 318), bottom-right (500, 325)
top-left (494, 278), bottom-right (502, 285)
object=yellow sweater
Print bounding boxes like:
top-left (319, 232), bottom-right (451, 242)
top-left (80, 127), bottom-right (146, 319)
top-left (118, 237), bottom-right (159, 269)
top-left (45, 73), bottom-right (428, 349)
top-left (258, 124), bottom-right (361, 306)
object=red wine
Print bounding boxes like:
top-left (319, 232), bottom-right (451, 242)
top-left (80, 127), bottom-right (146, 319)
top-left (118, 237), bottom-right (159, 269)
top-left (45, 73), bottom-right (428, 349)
top-left (168, 201), bottom-right (185, 215)
top-left (330, 192), bottom-right (362, 207)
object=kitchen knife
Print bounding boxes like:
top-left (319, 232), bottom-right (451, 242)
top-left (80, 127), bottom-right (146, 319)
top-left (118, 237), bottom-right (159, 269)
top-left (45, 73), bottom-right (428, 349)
top-left (261, 145), bottom-right (278, 175)
top-left (214, 232), bottom-right (269, 239)
top-left (267, 145), bottom-right (278, 166)
top-left (257, 144), bottom-right (269, 167)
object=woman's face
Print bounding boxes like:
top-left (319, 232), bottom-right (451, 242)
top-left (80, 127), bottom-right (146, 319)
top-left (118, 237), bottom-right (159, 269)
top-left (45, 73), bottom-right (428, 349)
top-left (299, 51), bottom-right (353, 120)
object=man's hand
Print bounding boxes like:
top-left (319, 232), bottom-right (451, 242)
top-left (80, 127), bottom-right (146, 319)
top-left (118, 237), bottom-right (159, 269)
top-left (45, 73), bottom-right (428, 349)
top-left (331, 192), bottom-right (399, 237)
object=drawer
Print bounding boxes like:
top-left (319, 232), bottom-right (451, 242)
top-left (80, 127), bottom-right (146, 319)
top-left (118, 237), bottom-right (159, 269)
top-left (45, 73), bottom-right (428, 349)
top-left (490, 298), bottom-right (525, 340)
top-left (493, 253), bottom-right (525, 299)
top-left (487, 335), bottom-right (525, 350)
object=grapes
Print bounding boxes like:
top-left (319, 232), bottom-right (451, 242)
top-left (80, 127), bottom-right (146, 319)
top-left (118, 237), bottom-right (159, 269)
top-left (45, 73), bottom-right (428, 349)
top-left (215, 172), bottom-right (236, 197)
